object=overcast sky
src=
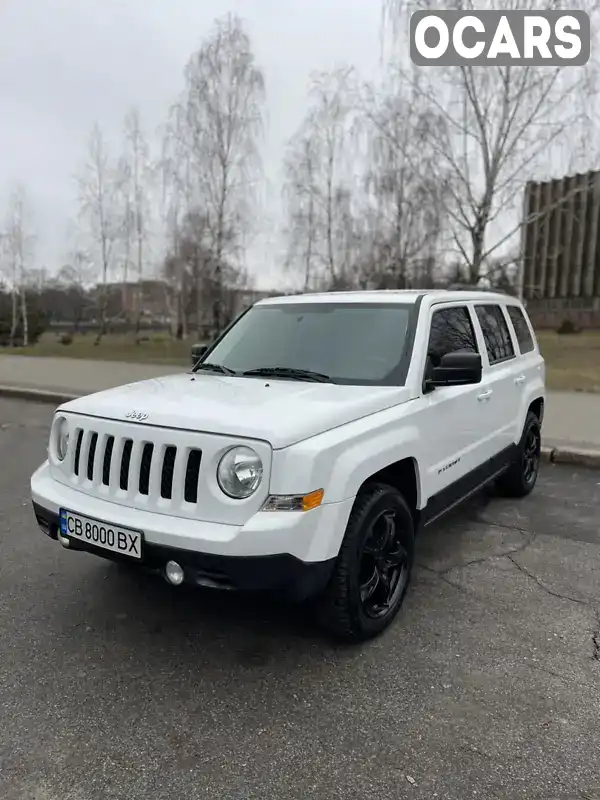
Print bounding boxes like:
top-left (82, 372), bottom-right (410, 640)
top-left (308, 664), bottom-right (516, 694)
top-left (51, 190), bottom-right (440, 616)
top-left (0, 0), bottom-right (387, 289)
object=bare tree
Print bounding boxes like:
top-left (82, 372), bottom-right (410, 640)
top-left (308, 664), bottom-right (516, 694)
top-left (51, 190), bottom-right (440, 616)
top-left (159, 111), bottom-right (193, 338)
top-left (3, 185), bottom-right (35, 346)
top-left (161, 207), bottom-right (247, 338)
top-left (283, 131), bottom-right (319, 290)
top-left (384, 0), bottom-right (600, 284)
top-left (283, 68), bottom-right (360, 290)
top-left (0, 236), bottom-right (13, 342)
top-left (313, 68), bottom-right (357, 288)
top-left (58, 249), bottom-right (94, 332)
top-left (119, 107), bottom-right (154, 335)
top-left (25, 267), bottom-right (48, 293)
top-left (179, 209), bottom-right (213, 335)
top-left (76, 122), bottom-right (123, 342)
top-left (360, 72), bottom-right (448, 288)
top-left (176, 13), bottom-right (265, 335)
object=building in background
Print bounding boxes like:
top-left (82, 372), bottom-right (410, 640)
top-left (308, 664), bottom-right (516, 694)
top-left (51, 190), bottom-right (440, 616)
top-left (100, 281), bottom-right (277, 329)
top-left (520, 169), bottom-right (600, 328)
top-left (230, 288), bottom-right (279, 317)
top-left (104, 280), bottom-right (167, 320)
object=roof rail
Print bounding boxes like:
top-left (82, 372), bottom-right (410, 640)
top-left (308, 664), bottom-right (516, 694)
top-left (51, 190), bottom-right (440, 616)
top-left (446, 283), bottom-right (502, 292)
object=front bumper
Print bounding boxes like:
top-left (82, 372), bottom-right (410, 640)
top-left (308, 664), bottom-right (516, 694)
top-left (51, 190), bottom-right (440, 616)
top-left (32, 501), bottom-right (333, 600)
top-left (30, 461), bottom-right (354, 600)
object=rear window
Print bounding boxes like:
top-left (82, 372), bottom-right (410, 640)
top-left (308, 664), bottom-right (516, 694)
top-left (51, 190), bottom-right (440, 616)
top-left (474, 304), bottom-right (515, 364)
top-left (506, 306), bottom-right (535, 354)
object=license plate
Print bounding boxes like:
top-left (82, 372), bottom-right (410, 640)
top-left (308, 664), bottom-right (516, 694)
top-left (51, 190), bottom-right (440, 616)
top-left (59, 509), bottom-right (143, 560)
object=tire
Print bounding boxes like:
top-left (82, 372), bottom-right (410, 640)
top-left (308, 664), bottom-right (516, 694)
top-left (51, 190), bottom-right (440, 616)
top-left (496, 410), bottom-right (542, 498)
top-left (316, 483), bottom-right (415, 642)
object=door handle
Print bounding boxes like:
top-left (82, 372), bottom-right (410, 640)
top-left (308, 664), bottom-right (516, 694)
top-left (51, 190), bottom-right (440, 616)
top-left (515, 375), bottom-right (526, 385)
top-left (477, 389), bottom-right (493, 401)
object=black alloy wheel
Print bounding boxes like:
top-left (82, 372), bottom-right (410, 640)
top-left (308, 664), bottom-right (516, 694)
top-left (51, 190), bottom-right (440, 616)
top-left (359, 509), bottom-right (410, 620)
top-left (316, 483), bottom-right (415, 641)
top-left (497, 410), bottom-right (542, 498)
top-left (522, 422), bottom-right (541, 486)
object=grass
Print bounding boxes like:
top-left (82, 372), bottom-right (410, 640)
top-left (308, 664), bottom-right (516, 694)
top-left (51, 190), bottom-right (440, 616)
top-left (2, 328), bottom-right (599, 393)
top-left (536, 330), bottom-right (600, 393)
top-left (5, 331), bottom-right (194, 366)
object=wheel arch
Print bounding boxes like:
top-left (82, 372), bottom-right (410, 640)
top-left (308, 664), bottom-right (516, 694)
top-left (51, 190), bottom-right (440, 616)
top-left (355, 457), bottom-right (421, 525)
top-left (515, 386), bottom-right (545, 444)
top-left (528, 396), bottom-right (544, 424)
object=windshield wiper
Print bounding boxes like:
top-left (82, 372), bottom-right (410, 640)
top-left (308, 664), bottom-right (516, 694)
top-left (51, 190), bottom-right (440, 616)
top-left (241, 366), bottom-right (331, 383)
top-left (193, 362), bottom-right (238, 376)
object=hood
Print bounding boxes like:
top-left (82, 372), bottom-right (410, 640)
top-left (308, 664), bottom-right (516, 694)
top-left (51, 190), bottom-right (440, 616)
top-left (59, 372), bottom-right (414, 449)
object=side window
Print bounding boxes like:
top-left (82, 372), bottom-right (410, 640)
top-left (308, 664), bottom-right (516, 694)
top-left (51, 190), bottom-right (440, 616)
top-left (427, 306), bottom-right (478, 366)
top-left (475, 304), bottom-right (515, 364)
top-left (506, 306), bottom-right (535, 354)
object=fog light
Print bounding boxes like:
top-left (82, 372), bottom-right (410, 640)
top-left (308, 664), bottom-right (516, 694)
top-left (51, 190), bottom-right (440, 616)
top-left (58, 533), bottom-right (70, 548)
top-left (165, 560), bottom-right (184, 586)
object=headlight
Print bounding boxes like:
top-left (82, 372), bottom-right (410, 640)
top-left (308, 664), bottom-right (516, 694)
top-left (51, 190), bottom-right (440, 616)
top-left (55, 417), bottom-right (70, 461)
top-left (217, 446), bottom-right (263, 499)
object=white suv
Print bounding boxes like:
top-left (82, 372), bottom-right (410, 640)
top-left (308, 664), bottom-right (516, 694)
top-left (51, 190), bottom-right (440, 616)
top-left (30, 290), bottom-right (545, 640)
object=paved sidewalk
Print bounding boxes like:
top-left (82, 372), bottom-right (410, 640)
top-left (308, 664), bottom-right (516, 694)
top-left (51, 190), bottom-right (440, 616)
top-left (1, 354), bottom-right (599, 451)
top-left (0, 355), bottom-right (182, 396)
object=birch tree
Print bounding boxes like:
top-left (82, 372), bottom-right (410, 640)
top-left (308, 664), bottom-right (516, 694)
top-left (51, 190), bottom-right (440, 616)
top-left (283, 68), bottom-right (360, 290)
top-left (283, 130), bottom-right (319, 291)
top-left (177, 13), bottom-right (265, 335)
top-left (360, 72), bottom-right (448, 288)
top-left (76, 122), bottom-right (122, 342)
top-left (4, 185), bottom-right (34, 346)
top-left (58, 249), bottom-right (93, 332)
top-left (159, 109), bottom-right (193, 338)
top-left (119, 107), bottom-right (154, 334)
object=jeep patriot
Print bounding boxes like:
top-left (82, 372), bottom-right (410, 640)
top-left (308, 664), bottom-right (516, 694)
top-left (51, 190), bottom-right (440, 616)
top-left (31, 290), bottom-right (544, 640)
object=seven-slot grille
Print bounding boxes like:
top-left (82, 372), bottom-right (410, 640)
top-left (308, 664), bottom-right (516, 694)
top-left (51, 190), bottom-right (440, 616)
top-left (71, 427), bottom-right (203, 504)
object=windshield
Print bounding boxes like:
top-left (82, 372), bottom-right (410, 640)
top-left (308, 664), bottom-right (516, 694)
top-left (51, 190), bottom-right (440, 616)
top-left (200, 302), bottom-right (416, 385)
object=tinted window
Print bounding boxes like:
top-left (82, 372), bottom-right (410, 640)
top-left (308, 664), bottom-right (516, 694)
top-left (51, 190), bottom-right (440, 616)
top-left (507, 306), bottom-right (535, 353)
top-left (427, 306), bottom-right (478, 367)
top-left (475, 305), bottom-right (515, 363)
top-left (205, 303), bottom-right (414, 385)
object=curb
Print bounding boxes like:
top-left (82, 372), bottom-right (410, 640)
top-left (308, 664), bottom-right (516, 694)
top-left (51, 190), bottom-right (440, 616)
top-left (541, 444), bottom-right (600, 469)
top-left (0, 385), bottom-right (80, 406)
top-left (2, 383), bottom-right (600, 470)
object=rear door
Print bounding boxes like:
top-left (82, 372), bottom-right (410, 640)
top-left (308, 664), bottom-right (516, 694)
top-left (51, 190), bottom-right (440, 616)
top-left (504, 301), bottom-right (545, 433)
top-left (505, 302), bottom-right (542, 388)
top-left (472, 302), bottom-right (521, 457)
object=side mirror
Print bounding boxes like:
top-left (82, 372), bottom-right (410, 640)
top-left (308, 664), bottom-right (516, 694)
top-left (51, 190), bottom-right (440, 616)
top-left (191, 343), bottom-right (208, 365)
top-left (427, 351), bottom-right (482, 389)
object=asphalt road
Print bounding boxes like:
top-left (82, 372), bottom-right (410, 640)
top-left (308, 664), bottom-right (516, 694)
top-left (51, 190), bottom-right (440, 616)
top-left (1, 398), bottom-right (599, 800)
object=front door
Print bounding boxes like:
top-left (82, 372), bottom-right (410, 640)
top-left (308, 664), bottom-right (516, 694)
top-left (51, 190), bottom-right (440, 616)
top-left (419, 303), bottom-right (490, 506)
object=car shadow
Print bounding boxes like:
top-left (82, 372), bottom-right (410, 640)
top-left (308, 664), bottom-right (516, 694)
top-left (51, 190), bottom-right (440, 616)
top-left (54, 482), bottom-right (504, 663)
top-left (61, 555), bottom-right (333, 656)
top-left (414, 482), bottom-right (499, 559)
